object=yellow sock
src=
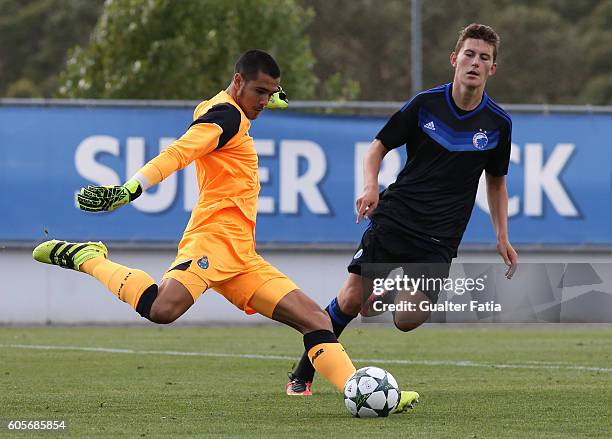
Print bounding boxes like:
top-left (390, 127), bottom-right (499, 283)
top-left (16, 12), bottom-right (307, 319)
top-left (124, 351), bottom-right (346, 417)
top-left (80, 257), bottom-right (155, 309)
top-left (308, 342), bottom-right (356, 391)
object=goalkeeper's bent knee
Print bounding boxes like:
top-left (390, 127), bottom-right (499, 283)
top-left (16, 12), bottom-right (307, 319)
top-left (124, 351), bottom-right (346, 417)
top-left (136, 285), bottom-right (158, 320)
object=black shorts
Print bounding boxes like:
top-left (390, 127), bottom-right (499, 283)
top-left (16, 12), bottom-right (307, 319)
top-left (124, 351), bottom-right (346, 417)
top-left (347, 222), bottom-right (454, 303)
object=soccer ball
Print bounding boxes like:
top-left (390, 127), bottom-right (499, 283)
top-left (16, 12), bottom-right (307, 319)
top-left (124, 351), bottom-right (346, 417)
top-left (343, 367), bottom-right (400, 418)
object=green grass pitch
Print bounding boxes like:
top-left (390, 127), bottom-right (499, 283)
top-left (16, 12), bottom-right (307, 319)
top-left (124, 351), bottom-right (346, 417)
top-left (0, 325), bottom-right (610, 438)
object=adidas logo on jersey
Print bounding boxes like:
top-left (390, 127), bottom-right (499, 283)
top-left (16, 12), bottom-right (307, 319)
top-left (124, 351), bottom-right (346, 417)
top-left (424, 121), bottom-right (436, 131)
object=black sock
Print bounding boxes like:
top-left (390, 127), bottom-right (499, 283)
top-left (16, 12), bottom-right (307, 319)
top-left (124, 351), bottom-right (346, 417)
top-left (135, 284), bottom-right (158, 320)
top-left (291, 297), bottom-right (356, 382)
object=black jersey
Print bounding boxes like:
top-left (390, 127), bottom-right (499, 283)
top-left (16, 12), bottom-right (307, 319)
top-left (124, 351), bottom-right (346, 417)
top-left (372, 83), bottom-right (512, 248)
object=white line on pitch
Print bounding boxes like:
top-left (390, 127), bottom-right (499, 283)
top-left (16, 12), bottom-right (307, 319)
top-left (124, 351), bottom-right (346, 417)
top-left (1, 343), bottom-right (610, 373)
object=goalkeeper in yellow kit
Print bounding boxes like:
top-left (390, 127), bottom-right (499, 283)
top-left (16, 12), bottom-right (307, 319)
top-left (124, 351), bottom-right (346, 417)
top-left (32, 49), bottom-right (418, 412)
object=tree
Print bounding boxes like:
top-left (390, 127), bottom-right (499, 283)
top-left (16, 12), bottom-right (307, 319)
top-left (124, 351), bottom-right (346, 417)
top-left (420, 1), bottom-right (584, 104)
top-left (0, 0), bottom-right (103, 97)
top-left (577, 0), bottom-right (612, 104)
top-left (3, 0), bottom-right (609, 104)
top-left (482, 5), bottom-right (584, 104)
top-left (58, 0), bottom-right (316, 99)
top-left (304, 0), bottom-right (410, 101)
top-left (305, 0), bottom-right (592, 104)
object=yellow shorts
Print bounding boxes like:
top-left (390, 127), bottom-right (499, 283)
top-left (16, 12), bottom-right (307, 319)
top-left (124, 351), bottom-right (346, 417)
top-left (162, 254), bottom-right (298, 318)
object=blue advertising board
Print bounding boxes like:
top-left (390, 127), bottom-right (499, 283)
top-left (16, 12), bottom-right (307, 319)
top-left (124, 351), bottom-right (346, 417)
top-left (1, 102), bottom-right (610, 245)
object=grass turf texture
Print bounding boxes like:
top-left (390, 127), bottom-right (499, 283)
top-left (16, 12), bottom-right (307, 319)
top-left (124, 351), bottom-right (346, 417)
top-left (0, 326), bottom-right (610, 438)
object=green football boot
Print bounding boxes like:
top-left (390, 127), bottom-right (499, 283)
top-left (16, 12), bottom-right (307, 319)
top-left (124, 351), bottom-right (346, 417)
top-left (393, 390), bottom-right (420, 413)
top-left (33, 240), bottom-right (108, 271)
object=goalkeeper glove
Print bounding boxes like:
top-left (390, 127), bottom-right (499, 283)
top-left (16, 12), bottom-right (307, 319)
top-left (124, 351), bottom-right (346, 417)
top-left (75, 178), bottom-right (142, 212)
top-left (266, 85), bottom-right (288, 109)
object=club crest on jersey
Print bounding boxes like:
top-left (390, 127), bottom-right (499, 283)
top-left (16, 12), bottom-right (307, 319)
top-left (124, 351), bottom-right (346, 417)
top-left (472, 130), bottom-right (488, 150)
top-left (197, 256), bottom-right (209, 269)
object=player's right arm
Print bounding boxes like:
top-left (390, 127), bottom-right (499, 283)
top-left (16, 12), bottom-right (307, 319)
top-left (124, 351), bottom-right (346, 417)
top-left (355, 140), bottom-right (389, 223)
top-left (76, 103), bottom-right (241, 212)
top-left (355, 97), bottom-right (420, 223)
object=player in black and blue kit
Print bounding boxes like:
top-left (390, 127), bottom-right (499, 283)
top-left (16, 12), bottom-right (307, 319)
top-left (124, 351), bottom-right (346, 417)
top-left (287, 23), bottom-right (518, 400)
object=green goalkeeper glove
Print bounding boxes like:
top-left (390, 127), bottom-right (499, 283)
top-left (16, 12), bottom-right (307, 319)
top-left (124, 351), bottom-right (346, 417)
top-left (75, 178), bottom-right (142, 212)
top-left (266, 86), bottom-right (288, 109)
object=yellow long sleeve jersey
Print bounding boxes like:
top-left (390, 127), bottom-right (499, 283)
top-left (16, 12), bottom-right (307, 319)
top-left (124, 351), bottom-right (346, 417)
top-left (137, 91), bottom-right (260, 266)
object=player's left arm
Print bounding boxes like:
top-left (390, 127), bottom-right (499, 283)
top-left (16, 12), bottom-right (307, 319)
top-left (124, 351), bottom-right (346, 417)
top-left (485, 173), bottom-right (518, 279)
top-left (484, 120), bottom-right (517, 279)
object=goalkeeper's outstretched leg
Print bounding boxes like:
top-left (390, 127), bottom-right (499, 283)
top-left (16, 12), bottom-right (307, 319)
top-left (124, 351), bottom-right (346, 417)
top-left (33, 239), bottom-right (194, 323)
top-left (33, 239), bottom-right (358, 392)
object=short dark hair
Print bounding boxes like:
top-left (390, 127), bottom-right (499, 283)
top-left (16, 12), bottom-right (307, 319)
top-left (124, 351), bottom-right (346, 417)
top-left (454, 23), bottom-right (500, 61)
top-left (235, 50), bottom-right (281, 81)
